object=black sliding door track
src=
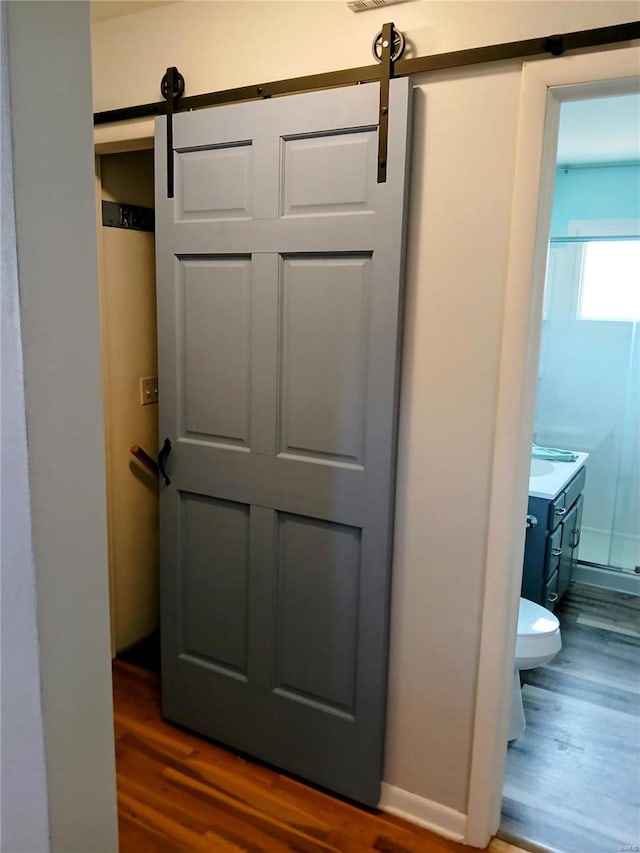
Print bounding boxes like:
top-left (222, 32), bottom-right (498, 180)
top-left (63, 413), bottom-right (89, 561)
top-left (94, 21), bottom-right (639, 127)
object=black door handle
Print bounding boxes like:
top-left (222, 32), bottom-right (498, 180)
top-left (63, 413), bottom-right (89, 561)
top-left (158, 437), bottom-right (172, 486)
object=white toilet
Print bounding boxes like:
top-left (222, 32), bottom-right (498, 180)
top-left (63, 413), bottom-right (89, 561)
top-left (509, 597), bottom-right (562, 741)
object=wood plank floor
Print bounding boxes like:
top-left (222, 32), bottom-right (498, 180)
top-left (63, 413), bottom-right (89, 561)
top-left (113, 661), bottom-right (524, 852)
top-left (500, 583), bottom-right (640, 853)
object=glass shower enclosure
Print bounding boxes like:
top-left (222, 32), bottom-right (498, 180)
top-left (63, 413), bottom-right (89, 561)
top-left (534, 235), bottom-right (639, 576)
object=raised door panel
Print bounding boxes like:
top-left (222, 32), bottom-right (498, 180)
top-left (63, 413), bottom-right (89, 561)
top-left (176, 144), bottom-right (253, 221)
top-left (273, 512), bottom-right (361, 718)
top-left (179, 493), bottom-right (250, 678)
top-left (278, 255), bottom-right (370, 466)
top-left (281, 130), bottom-right (377, 218)
top-left (178, 257), bottom-right (252, 446)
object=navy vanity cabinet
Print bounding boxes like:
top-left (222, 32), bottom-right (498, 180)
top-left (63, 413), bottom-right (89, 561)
top-left (522, 466), bottom-right (586, 610)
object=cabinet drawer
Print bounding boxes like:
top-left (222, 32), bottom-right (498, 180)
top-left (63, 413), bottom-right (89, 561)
top-left (544, 525), bottom-right (563, 580)
top-left (564, 466), bottom-right (586, 512)
top-left (544, 570), bottom-right (560, 611)
top-left (548, 493), bottom-right (565, 530)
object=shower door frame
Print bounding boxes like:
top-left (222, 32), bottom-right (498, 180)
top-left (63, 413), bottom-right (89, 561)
top-left (465, 45), bottom-right (640, 848)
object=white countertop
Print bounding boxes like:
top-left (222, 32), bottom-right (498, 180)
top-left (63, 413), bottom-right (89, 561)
top-left (528, 451), bottom-right (589, 500)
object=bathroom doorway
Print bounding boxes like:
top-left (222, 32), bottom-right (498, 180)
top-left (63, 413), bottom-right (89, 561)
top-left (497, 82), bottom-right (639, 853)
top-left (464, 46), bottom-right (640, 851)
top-left (536, 93), bottom-right (639, 583)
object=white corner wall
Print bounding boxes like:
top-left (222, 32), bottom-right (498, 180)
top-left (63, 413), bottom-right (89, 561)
top-left (0, 4), bottom-right (50, 850)
top-left (6, 2), bottom-right (118, 850)
top-left (91, 0), bottom-right (640, 833)
top-left (99, 151), bottom-right (160, 654)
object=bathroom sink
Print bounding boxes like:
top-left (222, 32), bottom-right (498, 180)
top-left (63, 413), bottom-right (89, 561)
top-left (530, 458), bottom-right (554, 477)
top-left (528, 450), bottom-right (588, 500)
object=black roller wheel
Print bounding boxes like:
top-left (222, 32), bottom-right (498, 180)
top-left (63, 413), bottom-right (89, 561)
top-left (372, 29), bottom-right (406, 63)
top-left (161, 69), bottom-right (186, 101)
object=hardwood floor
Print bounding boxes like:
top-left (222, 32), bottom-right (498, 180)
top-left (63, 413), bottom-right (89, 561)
top-left (500, 583), bottom-right (640, 853)
top-left (113, 660), bottom-right (523, 852)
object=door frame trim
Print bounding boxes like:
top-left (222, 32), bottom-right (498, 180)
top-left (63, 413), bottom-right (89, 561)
top-left (465, 45), bottom-right (640, 847)
top-left (93, 44), bottom-right (640, 848)
top-left (94, 155), bottom-right (117, 657)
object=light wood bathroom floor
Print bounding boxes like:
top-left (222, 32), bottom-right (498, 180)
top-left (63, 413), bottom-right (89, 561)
top-left (500, 583), bottom-right (640, 853)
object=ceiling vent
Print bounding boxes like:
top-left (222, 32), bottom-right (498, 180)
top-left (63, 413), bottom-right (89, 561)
top-left (347, 0), bottom-right (404, 11)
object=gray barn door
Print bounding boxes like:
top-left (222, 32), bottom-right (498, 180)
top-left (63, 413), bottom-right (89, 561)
top-left (155, 78), bottom-right (412, 806)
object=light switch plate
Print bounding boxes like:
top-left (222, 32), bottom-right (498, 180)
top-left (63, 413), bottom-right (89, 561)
top-left (140, 376), bottom-right (158, 405)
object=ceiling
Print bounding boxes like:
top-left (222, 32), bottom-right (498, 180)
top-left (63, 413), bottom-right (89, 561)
top-left (91, 1), bottom-right (180, 23)
top-left (557, 93), bottom-right (640, 166)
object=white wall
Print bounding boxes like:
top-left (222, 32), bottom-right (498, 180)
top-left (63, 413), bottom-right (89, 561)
top-left (6, 2), bottom-right (118, 850)
top-left (0, 5), bottom-right (50, 850)
top-left (99, 151), bottom-right (160, 652)
top-left (91, 0), bottom-right (639, 824)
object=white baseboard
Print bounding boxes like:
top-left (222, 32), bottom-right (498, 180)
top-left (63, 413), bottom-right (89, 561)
top-left (379, 783), bottom-right (467, 842)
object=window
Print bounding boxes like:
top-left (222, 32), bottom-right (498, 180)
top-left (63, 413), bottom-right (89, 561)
top-left (578, 239), bottom-right (640, 322)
